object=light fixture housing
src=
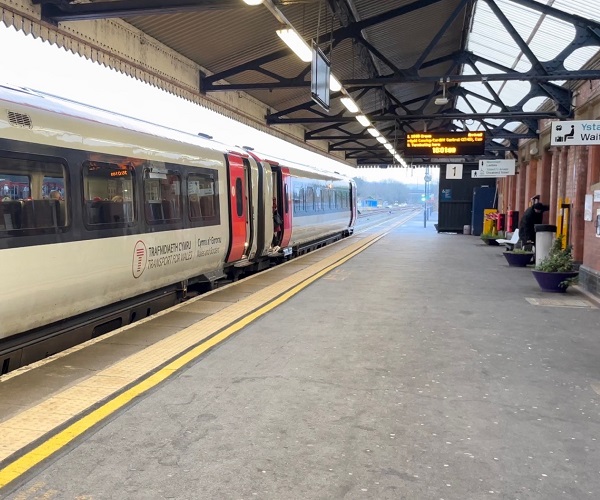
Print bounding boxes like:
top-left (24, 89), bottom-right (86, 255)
top-left (329, 75), bottom-right (342, 92)
top-left (356, 115), bottom-right (370, 127)
top-left (340, 97), bottom-right (359, 113)
top-left (367, 127), bottom-right (380, 138)
top-left (435, 81), bottom-right (449, 105)
top-left (276, 28), bottom-right (312, 62)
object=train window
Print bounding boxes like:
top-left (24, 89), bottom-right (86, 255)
top-left (284, 183), bottom-right (289, 214)
top-left (299, 187), bottom-right (305, 212)
top-left (293, 187), bottom-right (301, 214)
top-left (315, 187), bottom-right (322, 211)
top-left (143, 169), bottom-right (182, 223)
top-left (83, 162), bottom-right (135, 226)
top-left (188, 173), bottom-right (219, 225)
top-left (307, 187), bottom-right (314, 212)
top-left (0, 155), bottom-right (67, 233)
top-left (325, 188), bottom-right (331, 210)
top-left (235, 178), bottom-right (243, 217)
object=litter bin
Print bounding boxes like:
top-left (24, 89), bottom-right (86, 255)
top-left (496, 213), bottom-right (506, 232)
top-left (534, 224), bottom-right (557, 267)
top-left (506, 210), bottom-right (519, 233)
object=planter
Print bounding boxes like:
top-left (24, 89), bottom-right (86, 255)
top-left (531, 270), bottom-right (579, 293)
top-left (503, 252), bottom-right (534, 267)
top-left (481, 238), bottom-right (500, 246)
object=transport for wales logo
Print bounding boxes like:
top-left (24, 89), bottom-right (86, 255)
top-left (132, 240), bottom-right (147, 278)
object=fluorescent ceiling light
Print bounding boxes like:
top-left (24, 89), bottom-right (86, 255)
top-left (394, 154), bottom-right (402, 162)
top-left (340, 97), bottom-right (359, 113)
top-left (276, 28), bottom-right (312, 62)
top-left (376, 136), bottom-right (386, 144)
top-left (243, 0), bottom-right (263, 4)
top-left (367, 127), bottom-right (380, 137)
top-left (384, 143), bottom-right (394, 151)
top-left (329, 75), bottom-right (342, 92)
top-left (356, 115), bottom-right (370, 127)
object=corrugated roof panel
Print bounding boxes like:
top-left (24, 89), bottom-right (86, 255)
top-left (529, 16), bottom-right (575, 61)
top-left (495, 80), bottom-right (533, 107)
top-left (363, 0), bottom-right (467, 70)
top-left (553, 0), bottom-right (600, 21)
top-left (102, 0), bottom-right (599, 159)
top-left (126, 8), bottom-right (285, 74)
top-left (565, 48), bottom-right (599, 71)
top-left (458, 0), bottom-right (600, 131)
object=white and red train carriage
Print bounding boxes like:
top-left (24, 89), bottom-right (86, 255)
top-left (0, 85), bottom-right (356, 374)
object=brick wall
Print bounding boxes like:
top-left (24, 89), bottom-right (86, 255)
top-left (501, 78), bottom-right (600, 297)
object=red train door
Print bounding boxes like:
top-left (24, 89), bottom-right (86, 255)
top-left (279, 167), bottom-right (292, 248)
top-left (226, 153), bottom-right (248, 262)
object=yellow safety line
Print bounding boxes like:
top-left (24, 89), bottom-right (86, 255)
top-left (0, 227), bottom-right (393, 490)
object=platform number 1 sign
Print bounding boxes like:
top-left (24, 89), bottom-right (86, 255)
top-left (446, 164), bottom-right (463, 179)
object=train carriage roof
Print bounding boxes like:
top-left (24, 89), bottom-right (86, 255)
top-left (0, 84), bottom-right (235, 166)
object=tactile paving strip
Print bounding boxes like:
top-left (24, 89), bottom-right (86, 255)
top-left (525, 297), bottom-right (597, 308)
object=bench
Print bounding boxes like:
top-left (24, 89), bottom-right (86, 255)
top-left (496, 229), bottom-right (519, 250)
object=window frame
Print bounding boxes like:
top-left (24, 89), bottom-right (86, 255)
top-left (0, 151), bottom-right (69, 237)
top-left (187, 169), bottom-right (220, 227)
top-left (143, 168), bottom-right (183, 225)
top-left (82, 160), bottom-right (136, 230)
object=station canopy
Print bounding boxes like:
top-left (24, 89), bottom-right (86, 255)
top-left (15, 0), bottom-right (600, 166)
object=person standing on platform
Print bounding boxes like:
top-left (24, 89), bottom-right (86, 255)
top-left (518, 195), bottom-right (548, 247)
top-left (271, 197), bottom-right (282, 251)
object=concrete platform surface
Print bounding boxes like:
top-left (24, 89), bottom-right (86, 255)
top-left (4, 215), bottom-right (600, 500)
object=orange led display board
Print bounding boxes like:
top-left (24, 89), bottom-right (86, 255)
top-left (405, 131), bottom-right (485, 156)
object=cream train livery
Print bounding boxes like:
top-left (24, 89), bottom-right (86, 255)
top-left (0, 85), bottom-right (356, 374)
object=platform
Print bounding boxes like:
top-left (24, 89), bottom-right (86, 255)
top-left (2, 213), bottom-right (600, 499)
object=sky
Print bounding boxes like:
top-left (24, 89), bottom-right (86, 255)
top-left (0, 24), bottom-right (438, 185)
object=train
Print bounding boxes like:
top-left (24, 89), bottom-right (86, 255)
top-left (0, 84), bottom-right (357, 374)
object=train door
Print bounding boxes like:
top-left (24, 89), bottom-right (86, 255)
top-left (246, 152), bottom-right (275, 258)
top-left (242, 156), bottom-right (256, 259)
top-left (225, 153), bottom-right (248, 262)
top-left (349, 180), bottom-right (357, 230)
top-left (278, 167), bottom-right (292, 248)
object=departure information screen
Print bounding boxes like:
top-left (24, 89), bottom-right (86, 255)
top-left (405, 131), bottom-right (485, 156)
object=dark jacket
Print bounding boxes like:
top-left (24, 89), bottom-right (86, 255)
top-left (518, 203), bottom-right (548, 243)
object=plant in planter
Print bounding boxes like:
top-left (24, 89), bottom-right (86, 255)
top-left (531, 236), bottom-right (578, 292)
top-left (480, 230), bottom-right (504, 246)
top-left (503, 247), bottom-right (535, 267)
